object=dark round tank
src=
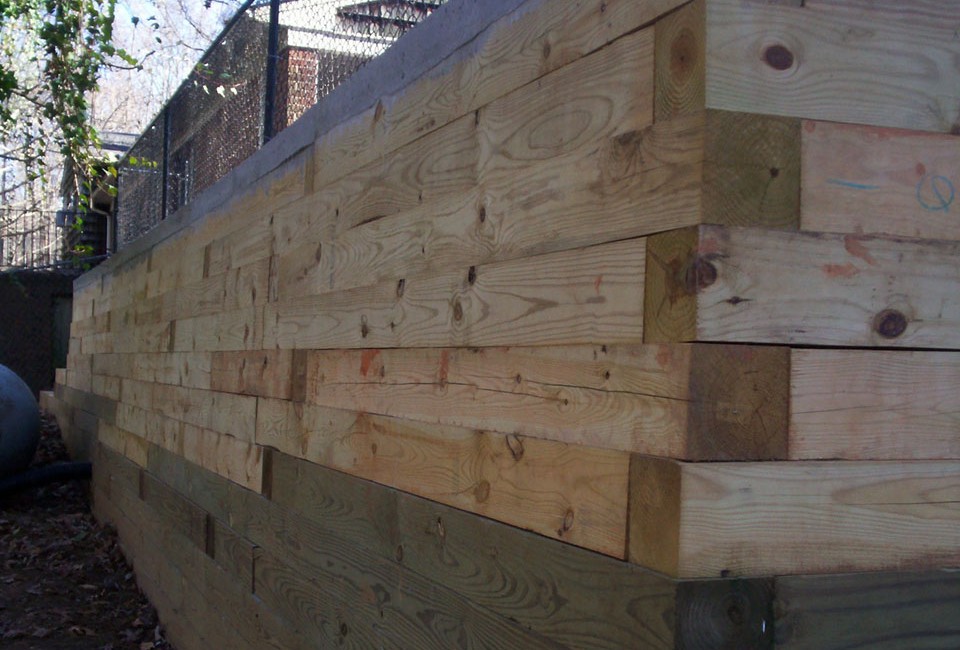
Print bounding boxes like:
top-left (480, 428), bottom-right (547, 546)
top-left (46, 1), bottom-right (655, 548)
top-left (0, 364), bottom-right (41, 477)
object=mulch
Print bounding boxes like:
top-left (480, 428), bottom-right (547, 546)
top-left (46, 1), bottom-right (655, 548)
top-left (0, 413), bottom-right (174, 649)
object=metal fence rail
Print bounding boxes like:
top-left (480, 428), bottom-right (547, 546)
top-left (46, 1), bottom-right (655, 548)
top-left (115, 0), bottom-right (448, 250)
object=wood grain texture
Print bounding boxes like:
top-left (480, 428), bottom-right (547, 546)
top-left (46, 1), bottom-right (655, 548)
top-left (279, 114), bottom-right (700, 303)
top-left (775, 570), bottom-right (960, 649)
top-left (302, 343), bottom-right (787, 460)
top-left (476, 25), bottom-right (654, 175)
top-left (251, 457), bottom-right (571, 650)
top-left (645, 225), bottom-right (960, 348)
top-left (255, 397), bottom-right (630, 556)
top-left (129, 440), bottom-right (778, 649)
top-left (172, 307), bottom-right (264, 352)
top-left (96, 447), bottom-right (300, 650)
top-left (395, 477), bottom-right (681, 650)
top-left (705, 0), bottom-right (960, 132)
top-left (265, 238), bottom-right (646, 350)
top-left (791, 349), bottom-right (960, 460)
top-left (266, 454), bottom-right (636, 648)
top-left (210, 349), bottom-right (292, 399)
top-left (655, 0), bottom-right (705, 120)
top-left (802, 120), bottom-right (960, 239)
top-left (276, 112), bottom-right (479, 260)
top-left (703, 110), bottom-right (800, 228)
top-left (629, 457), bottom-right (960, 578)
top-left (311, 0), bottom-right (688, 192)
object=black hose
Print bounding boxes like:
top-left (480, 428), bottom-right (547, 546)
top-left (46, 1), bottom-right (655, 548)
top-left (0, 462), bottom-right (92, 497)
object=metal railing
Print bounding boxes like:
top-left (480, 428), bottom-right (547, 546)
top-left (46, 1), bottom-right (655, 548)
top-left (115, 0), bottom-right (447, 250)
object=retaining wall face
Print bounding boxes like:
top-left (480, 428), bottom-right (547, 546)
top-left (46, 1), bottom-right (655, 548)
top-left (0, 271), bottom-right (74, 397)
top-left (51, 0), bottom-right (960, 647)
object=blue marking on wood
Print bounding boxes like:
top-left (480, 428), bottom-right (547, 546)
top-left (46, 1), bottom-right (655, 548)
top-left (825, 179), bottom-right (882, 190)
top-left (916, 174), bottom-right (955, 212)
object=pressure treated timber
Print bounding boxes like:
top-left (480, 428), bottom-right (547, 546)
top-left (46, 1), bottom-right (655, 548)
top-left (629, 456), bottom-right (960, 578)
top-left (128, 440), bottom-right (960, 648)
top-left (210, 349), bottom-right (293, 399)
top-left (791, 349), bottom-right (960, 460)
top-left (703, 0), bottom-right (960, 133)
top-left (99, 422), bottom-right (149, 467)
top-left (171, 306), bottom-right (264, 352)
top-left (281, 107), bottom-right (800, 308)
top-left (275, 111), bottom-right (480, 259)
top-left (310, 0), bottom-right (689, 192)
top-left (256, 397), bottom-right (631, 556)
top-left (266, 449), bottom-right (770, 649)
top-left (278, 113), bottom-right (702, 302)
top-left (128, 383), bottom-right (258, 443)
top-left (774, 570), bottom-right (960, 649)
top-left (644, 225), bottom-right (960, 348)
top-left (300, 343), bottom-right (788, 460)
top-left (94, 452), bottom-right (305, 650)
top-left (265, 237), bottom-right (646, 350)
top-left (802, 120), bottom-right (960, 240)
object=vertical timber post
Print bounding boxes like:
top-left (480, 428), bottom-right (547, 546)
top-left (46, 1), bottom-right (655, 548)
top-left (262, 0), bottom-right (281, 144)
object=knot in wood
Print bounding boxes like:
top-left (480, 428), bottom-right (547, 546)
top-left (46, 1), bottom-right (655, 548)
top-left (452, 300), bottom-right (464, 322)
top-left (874, 309), bottom-right (908, 338)
top-left (474, 480), bottom-right (491, 503)
top-left (557, 508), bottom-right (575, 537)
top-left (670, 28), bottom-right (698, 80)
top-left (506, 434), bottom-right (525, 461)
top-left (683, 256), bottom-right (718, 294)
top-left (763, 44), bottom-right (794, 71)
top-left (435, 516), bottom-right (446, 541)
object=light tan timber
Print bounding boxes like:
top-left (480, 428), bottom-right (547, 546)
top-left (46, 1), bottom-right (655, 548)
top-left (172, 307), bottom-right (264, 352)
top-left (255, 397), bottom-right (630, 557)
top-left (802, 120), bottom-right (960, 239)
top-left (704, 0), bottom-right (960, 133)
top-left (791, 349), bottom-right (960, 460)
top-left (275, 112), bottom-right (480, 259)
top-left (211, 349), bottom-right (293, 399)
top-left (99, 422), bottom-right (149, 468)
top-left (629, 456), bottom-right (960, 578)
top-left (645, 225), bottom-right (960, 348)
top-left (310, 0), bottom-right (689, 192)
top-left (265, 238), bottom-right (646, 350)
top-left (278, 113), bottom-right (701, 302)
top-left (302, 344), bottom-right (787, 460)
top-left (190, 425), bottom-right (263, 492)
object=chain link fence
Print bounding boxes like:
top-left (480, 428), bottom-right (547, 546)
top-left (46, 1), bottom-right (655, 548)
top-left (115, 0), bottom-right (448, 250)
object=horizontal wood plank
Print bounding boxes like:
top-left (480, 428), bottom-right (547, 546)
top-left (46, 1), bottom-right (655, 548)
top-left (791, 349), bottom-right (960, 460)
top-left (256, 397), bottom-right (630, 557)
top-left (705, 0), bottom-right (960, 132)
top-left (801, 120), bottom-right (960, 240)
top-left (645, 225), bottom-right (960, 348)
top-left (629, 456), bottom-right (960, 577)
top-left (302, 343), bottom-right (788, 460)
top-left (265, 238), bottom-right (646, 349)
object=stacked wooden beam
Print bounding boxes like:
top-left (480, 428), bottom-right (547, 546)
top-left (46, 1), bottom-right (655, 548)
top-left (48, 0), bottom-right (960, 647)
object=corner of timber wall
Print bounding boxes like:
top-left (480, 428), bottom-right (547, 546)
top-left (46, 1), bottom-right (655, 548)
top-left (49, 0), bottom-right (960, 647)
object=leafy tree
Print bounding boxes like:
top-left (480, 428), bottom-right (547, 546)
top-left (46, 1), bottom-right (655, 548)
top-left (0, 0), bottom-right (144, 198)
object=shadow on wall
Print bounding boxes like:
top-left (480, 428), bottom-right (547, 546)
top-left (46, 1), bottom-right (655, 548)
top-left (0, 271), bottom-right (74, 397)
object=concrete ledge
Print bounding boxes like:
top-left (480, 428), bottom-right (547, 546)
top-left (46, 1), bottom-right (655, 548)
top-left (76, 0), bottom-right (530, 291)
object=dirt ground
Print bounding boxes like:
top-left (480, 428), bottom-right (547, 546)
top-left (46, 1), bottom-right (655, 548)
top-left (0, 413), bottom-right (173, 649)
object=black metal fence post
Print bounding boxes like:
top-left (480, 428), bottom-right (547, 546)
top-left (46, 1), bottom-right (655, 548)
top-left (262, 0), bottom-right (281, 144)
top-left (161, 106), bottom-right (171, 221)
